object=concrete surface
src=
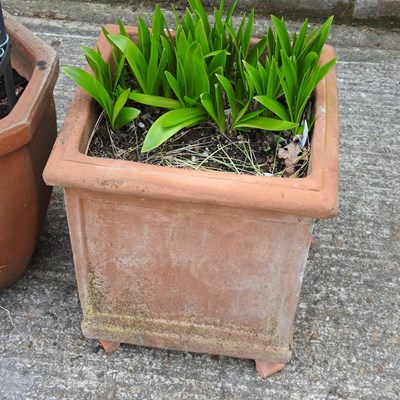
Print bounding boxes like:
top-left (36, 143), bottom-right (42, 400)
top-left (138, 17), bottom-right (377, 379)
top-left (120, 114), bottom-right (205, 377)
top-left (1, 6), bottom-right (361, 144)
top-left (1, 1), bottom-right (400, 399)
top-left (354, 0), bottom-right (400, 21)
top-left (7, 0), bottom-right (400, 24)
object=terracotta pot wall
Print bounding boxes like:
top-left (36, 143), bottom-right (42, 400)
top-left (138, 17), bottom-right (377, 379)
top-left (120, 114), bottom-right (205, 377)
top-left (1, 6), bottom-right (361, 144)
top-left (0, 13), bottom-right (58, 289)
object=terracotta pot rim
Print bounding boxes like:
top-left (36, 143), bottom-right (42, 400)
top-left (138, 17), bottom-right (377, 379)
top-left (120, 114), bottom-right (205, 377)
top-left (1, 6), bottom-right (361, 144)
top-left (44, 25), bottom-right (339, 218)
top-left (0, 11), bottom-right (59, 154)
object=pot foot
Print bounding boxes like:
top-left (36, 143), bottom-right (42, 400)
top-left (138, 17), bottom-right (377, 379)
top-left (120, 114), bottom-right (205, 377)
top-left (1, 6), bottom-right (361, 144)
top-left (99, 340), bottom-right (120, 353)
top-left (255, 360), bottom-right (285, 378)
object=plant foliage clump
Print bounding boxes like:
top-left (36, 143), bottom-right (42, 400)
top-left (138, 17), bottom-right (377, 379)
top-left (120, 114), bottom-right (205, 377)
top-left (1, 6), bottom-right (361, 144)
top-left (63, 0), bottom-right (336, 158)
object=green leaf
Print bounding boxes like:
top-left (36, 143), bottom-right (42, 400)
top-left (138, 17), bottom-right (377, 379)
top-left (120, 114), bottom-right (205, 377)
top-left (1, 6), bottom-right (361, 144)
top-left (117, 19), bottom-right (129, 37)
top-left (247, 36), bottom-right (268, 66)
top-left (276, 60), bottom-right (294, 119)
top-left (234, 109), bottom-right (264, 125)
top-left (295, 70), bottom-right (319, 123)
top-left (213, 3), bottom-right (225, 40)
top-left (147, 35), bottom-right (160, 84)
top-left (149, 39), bottom-right (168, 95)
top-left (224, 22), bottom-right (237, 47)
top-left (151, 5), bottom-right (167, 41)
top-left (63, 66), bottom-right (113, 120)
top-left (266, 26), bottom-right (275, 61)
top-left (138, 16), bottom-right (151, 60)
top-left (183, 42), bottom-right (198, 97)
top-left (195, 19), bottom-right (210, 55)
top-left (225, 0), bottom-right (238, 23)
top-left (176, 29), bottom-right (190, 64)
top-left (189, 0), bottom-right (211, 36)
top-left (160, 36), bottom-right (176, 73)
top-left (171, 4), bottom-right (180, 28)
top-left (273, 30), bottom-right (282, 62)
top-left (271, 16), bottom-right (291, 55)
top-left (177, 58), bottom-right (189, 99)
top-left (165, 70), bottom-right (184, 105)
top-left (292, 18), bottom-right (309, 58)
top-left (232, 98), bottom-right (253, 125)
top-left (160, 107), bottom-right (205, 128)
top-left (315, 16), bottom-right (333, 56)
top-left (103, 26), bottom-right (123, 63)
top-left (112, 88), bottom-right (131, 128)
top-left (129, 92), bottom-right (182, 109)
top-left (300, 16), bottom-right (333, 60)
top-left (235, 14), bottom-right (246, 48)
top-left (243, 9), bottom-right (254, 56)
top-left (281, 51), bottom-right (298, 93)
top-left (113, 54), bottom-right (126, 92)
top-left (141, 108), bottom-right (207, 152)
top-left (206, 50), bottom-right (228, 77)
top-left (183, 96), bottom-right (201, 107)
top-left (216, 74), bottom-right (237, 118)
top-left (316, 57), bottom-right (337, 83)
top-left (182, 9), bottom-right (196, 38)
top-left (108, 34), bottom-right (148, 93)
top-left (256, 61), bottom-right (268, 94)
top-left (200, 92), bottom-right (223, 130)
top-left (114, 107), bottom-right (140, 131)
top-left (300, 51), bottom-right (318, 77)
top-left (204, 49), bottom-right (230, 58)
top-left (234, 116), bottom-right (298, 131)
top-left (243, 61), bottom-right (263, 95)
top-left (215, 83), bottom-right (225, 131)
top-left (82, 46), bottom-right (110, 88)
top-left (294, 57), bottom-right (336, 124)
top-left (267, 59), bottom-right (279, 98)
top-left (192, 46), bottom-right (210, 97)
top-left (255, 95), bottom-right (290, 121)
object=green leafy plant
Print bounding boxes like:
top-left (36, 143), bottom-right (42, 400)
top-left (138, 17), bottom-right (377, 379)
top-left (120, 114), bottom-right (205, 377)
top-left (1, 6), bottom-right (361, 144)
top-left (63, 45), bottom-right (140, 132)
top-left (133, 1), bottom-right (298, 152)
top-left (244, 16), bottom-right (336, 134)
top-left (64, 0), bottom-right (336, 160)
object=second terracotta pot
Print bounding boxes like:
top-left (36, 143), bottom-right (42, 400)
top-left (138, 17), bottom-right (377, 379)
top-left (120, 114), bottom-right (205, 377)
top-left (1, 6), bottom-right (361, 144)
top-left (43, 25), bottom-right (339, 377)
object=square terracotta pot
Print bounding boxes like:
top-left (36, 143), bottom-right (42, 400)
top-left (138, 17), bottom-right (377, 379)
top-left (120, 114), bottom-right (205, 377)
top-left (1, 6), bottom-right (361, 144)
top-left (0, 12), bottom-right (59, 289)
top-left (43, 25), bottom-right (339, 377)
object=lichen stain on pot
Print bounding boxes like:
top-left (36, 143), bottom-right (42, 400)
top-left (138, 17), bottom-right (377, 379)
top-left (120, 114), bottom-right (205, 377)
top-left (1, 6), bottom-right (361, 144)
top-left (82, 310), bottom-right (291, 363)
top-left (87, 269), bottom-right (108, 314)
top-left (98, 178), bottom-right (124, 189)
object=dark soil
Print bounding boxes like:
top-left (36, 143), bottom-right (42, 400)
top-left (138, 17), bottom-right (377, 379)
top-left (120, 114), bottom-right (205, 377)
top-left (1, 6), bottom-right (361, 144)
top-left (88, 104), bottom-right (311, 177)
top-left (0, 69), bottom-right (28, 119)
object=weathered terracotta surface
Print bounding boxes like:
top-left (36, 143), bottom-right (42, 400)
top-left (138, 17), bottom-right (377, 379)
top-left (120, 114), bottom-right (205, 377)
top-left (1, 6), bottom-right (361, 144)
top-left (44, 25), bottom-right (339, 377)
top-left (0, 12), bottom-right (59, 289)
